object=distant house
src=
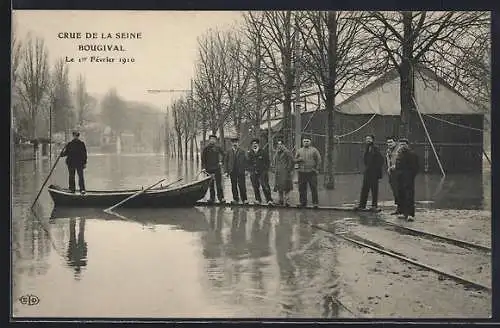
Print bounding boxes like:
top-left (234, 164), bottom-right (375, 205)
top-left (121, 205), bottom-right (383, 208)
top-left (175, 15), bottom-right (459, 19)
top-left (260, 66), bottom-right (485, 174)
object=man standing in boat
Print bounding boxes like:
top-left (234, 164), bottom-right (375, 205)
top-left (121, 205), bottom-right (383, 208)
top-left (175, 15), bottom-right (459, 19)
top-left (247, 138), bottom-right (274, 205)
top-left (224, 137), bottom-right (248, 205)
top-left (60, 131), bottom-right (87, 194)
top-left (201, 134), bottom-right (225, 204)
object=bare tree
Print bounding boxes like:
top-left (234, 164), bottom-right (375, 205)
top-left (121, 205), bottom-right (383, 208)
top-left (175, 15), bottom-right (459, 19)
top-left (356, 11), bottom-right (488, 138)
top-left (75, 74), bottom-right (94, 128)
top-left (298, 11), bottom-right (383, 189)
top-left (17, 34), bottom-right (50, 139)
top-left (243, 11), bottom-right (306, 148)
top-left (49, 58), bottom-right (73, 139)
top-left (172, 98), bottom-right (187, 159)
top-left (11, 25), bottom-right (24, 138)
top-left (194, 28), bottom-right (227, 138)
top-left (101, 88), bottom-right (126, 136)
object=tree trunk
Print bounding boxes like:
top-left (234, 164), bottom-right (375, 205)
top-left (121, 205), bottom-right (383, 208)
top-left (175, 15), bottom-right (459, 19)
top-left (219, 124), bottom-right (226, 152)
top-left (282, 89), bottom-right (293, 148)
top-left (399, 11), bottom-right (415, 139)
top-left (177, 134), bottom-right (183, 159)
top-left (324, 11), bottom-right (337, 190)
top-left (184, 136), bottom-right (188, 160)
top-left (190, 136), bottom-right (194, 160)
top-left (194, 134), bottom-right (200, 162)
top-left (171, 138), bottom-right (176, 158)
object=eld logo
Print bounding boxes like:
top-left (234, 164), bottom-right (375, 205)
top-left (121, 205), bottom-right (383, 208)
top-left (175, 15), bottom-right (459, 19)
top-left (18, 294), bottom-right (40, 306)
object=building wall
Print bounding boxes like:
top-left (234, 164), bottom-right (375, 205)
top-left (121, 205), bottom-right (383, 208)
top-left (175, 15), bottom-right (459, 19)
top-left (286, 109), bottom-right (484, 174)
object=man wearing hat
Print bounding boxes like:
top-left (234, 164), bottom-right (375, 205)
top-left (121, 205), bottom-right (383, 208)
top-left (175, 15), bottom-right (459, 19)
top-left (224, 137), bottom-right (248, 204)
top-left (247, 138), bottom-right (273, 205)
top-left (295, 137), bottom-right (322, 208)
top-left (355, 134), bottom-right (384, 211)
top-left (60, 131), bottom-right (88, 194)
top-left (201, 134), bottom-right (225, 204)
top-left (395, 138), bottom-right (419, 221)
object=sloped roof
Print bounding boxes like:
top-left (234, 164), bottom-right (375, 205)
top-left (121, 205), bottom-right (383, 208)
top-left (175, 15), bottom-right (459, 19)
top-left (337, 65), bottom-right (483, 116)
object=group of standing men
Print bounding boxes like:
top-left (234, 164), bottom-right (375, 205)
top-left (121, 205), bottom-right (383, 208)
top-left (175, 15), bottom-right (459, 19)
top-left (201, 135), bottom-right (322, 208)
top-left (354, 134), bottom-right (420, 221)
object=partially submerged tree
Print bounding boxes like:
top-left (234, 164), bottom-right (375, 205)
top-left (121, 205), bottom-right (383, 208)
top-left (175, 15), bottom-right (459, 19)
top-left (17, 34), bottom-right (50, 139)
top-left (299, 11), bottom-right (383, 189)
top-left (100, 88), bottom-right (126, 136)
top-left (243, 11), bottom-right (305, 148)
top-left (49, 58), bottom-right (73, 139)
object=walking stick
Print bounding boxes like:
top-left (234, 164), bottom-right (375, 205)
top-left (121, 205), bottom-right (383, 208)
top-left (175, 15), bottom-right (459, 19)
top-left (31, 145), bottom-right (66, 209)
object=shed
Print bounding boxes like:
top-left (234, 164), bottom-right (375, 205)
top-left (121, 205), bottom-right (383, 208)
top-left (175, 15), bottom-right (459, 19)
top-left (261, 65), bottom-right (484, 174)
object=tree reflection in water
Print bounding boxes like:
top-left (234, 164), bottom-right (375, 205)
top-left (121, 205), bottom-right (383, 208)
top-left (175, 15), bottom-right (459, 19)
top-left (66, 218), bottom-right (88, 280)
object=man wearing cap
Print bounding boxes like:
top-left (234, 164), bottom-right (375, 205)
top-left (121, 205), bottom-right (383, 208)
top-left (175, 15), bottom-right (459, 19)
top-left (395, 138), bottom-right (419, 221)
top-left (355, 134), bottom-right (384, 211)
top-left (247, 138), bottom-right (274, 205)
top-left (225, 137), bottom-right (248, 204)
top-left (201, 135), bottom-right (225, 204)
top-left (295, 138), bottom-right (322, 208)
top-left (60, 131), bottom-right (87, 194)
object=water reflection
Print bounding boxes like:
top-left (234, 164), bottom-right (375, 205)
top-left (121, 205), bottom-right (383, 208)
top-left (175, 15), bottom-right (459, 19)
top-left (199, 207), bottom-right (342, 317)
top-left (66, 218), bottom-right (88, 279)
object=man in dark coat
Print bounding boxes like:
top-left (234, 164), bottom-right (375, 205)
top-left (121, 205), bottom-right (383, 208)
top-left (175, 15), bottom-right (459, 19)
top-left (247, 138), bottom-right (273, 205)
top-left (201, 135), bottom-right (225, 204)
top-left (225, 137), bottom-right (248, 204)
top-left (395, 138), bottom-right (420, 221)
top-left (355, 134), bottom-right (384, 211)
top-left (61, 131), bottom-right (87, 194)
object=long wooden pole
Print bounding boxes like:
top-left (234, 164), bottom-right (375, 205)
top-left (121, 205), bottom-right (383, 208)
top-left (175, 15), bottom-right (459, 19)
top-left (413, 96), bottom-right (446, 178)
top-left (103, 178), bottom-right (167, 213)
top-left (103, 177), bottom-right (183, 213)
top-left (31, 145), bottom-right (66, 209)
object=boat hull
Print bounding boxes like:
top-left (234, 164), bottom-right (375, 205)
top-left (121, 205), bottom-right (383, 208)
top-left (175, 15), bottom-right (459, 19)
top-left (48, 176), bottom-right (212, 208)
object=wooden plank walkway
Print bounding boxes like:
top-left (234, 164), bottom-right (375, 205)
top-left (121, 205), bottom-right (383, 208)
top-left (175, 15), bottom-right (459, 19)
top-left (194, 200), bottom-right (381, 212)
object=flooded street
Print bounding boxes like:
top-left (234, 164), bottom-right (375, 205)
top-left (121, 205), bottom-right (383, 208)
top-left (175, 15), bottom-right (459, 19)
top-left (11, 154), bottom-right (491, 318)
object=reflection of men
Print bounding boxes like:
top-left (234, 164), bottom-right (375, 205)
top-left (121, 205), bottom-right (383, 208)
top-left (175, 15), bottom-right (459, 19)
top-left (247, 138), bottom-right (273, 205)
top-left (224, 137), bottom-right (248, 204)
top-left (61, 131), bottom-right (87, 194)
top-left (355, 135), bottom-right (384, 211)
top-left (386, 136), bottom-right (401, 214)
top-left (67, 218), bottom-right (88, 277)
top-left (395, 138), bottom-right (420, 222)
top-left (201, 135), bottom-right (225, 204)
top-left (295, 138), bottom-right (321, 208)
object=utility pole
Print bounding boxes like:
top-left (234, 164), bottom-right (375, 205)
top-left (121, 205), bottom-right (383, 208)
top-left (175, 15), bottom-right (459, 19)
top-left (294, 17), bottom-right (302, 152)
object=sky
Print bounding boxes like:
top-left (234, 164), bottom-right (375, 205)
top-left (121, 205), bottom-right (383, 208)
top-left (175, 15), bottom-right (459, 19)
top-left (12, 10), bottom-right (244, 111)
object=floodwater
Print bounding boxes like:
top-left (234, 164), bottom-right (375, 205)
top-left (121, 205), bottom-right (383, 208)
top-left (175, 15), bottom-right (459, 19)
top-left (11, 153), bottom-right (491, 319)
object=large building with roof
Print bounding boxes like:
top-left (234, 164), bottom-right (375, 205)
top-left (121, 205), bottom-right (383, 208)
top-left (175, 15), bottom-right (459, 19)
top-left (260, 65), bottom-right (485, 174)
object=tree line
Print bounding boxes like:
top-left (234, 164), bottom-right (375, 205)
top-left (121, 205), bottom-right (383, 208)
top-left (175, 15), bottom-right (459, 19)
top-left (169, 10), bottom-right (490, 189)
top-left (12, 28), bottom-right (164, 152)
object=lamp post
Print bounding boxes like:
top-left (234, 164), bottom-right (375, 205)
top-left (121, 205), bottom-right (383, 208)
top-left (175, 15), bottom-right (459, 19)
top-left (146, 81), bottom-right (193, 158)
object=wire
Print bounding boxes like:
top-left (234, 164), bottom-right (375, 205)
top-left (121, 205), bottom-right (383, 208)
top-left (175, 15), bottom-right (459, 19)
top-left (335, 113), bottom-right (377, 139)
top-left (422, 113), bottom-right (485, 132)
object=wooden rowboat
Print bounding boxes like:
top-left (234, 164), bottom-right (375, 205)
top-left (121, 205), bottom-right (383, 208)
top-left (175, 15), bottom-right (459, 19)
top-left (48, 175), bottom-right (212, 208)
